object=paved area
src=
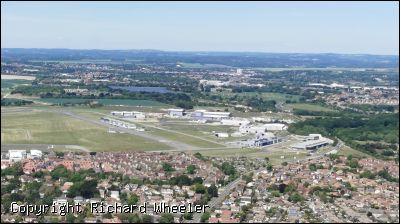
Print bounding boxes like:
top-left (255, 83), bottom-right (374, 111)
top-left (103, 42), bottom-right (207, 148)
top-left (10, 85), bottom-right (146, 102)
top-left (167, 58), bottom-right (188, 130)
top-left (61, 111), bottom-right (200, 151)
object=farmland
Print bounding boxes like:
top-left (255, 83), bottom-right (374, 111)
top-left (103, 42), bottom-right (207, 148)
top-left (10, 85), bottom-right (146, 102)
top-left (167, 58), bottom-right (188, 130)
top-left (209, 91), bottom-right (302, 103)
top-left (286, 103), bottom-right (337, 112)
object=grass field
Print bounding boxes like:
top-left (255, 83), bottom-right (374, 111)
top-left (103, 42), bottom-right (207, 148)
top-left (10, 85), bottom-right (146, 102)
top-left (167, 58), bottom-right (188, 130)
top-left (286, 103), bottom-right (337, 112)
top-left (37, 98), bottom-right (170, 107)
top-left (209, 91), bottom-right (302, 103)
top-left (1, 79), bottom-right (32, 89)
top-left (337, 145), bottom-right (370, 158)
top-left (1, 110), bottom-right (171, 151)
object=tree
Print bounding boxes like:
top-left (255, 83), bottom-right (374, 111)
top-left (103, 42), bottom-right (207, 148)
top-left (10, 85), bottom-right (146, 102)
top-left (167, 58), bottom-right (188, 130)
top-left (347, 155), bottom-right (353, 161)
top-left (159, 214), bottom-right (175, 223)
top-left (141, 215), bottom-right (153, 223)
top-left (162, 163), bottom-right (175, 172)
top-left (1, 162), bottom-right (23, 176)
top-left (174, 175), bottom-right (192, 186)
top-left (207, 184), bottom-right (218, 197)
top-left (281, 162), bottom-right (288, 166)
top-left (55, 151), bottom-right (65, 158)
top-left (127, 214), bottom-right (141, 223)
top-left (50, 165), bottom-right (70, 180)
top-left (267, 164), bottom-right (273, 172)
top-left (127, 194), bottom-right (139, 206)
top-left (192, 177), bottom-right (203, 184)
top-left (309, 164), bottom-right (317, 171)
top-left (194, 184), bottom-right (206, 194)
top-left (359, 170), bottom-right (376, 179)
top-left (284, 182), bottom-right (297, 194)
top-left (200, 212), bottom-right (211, 223)
top-left (187, 165), bottom-right (196, 174)
top-left (288, 193), bottom-right (304, 203)
top-left (183, 212), bottom-right (193, 220)
top-left (347, 159), bottom-right (359, 169)
top-left (221, 162), bottom-right (236, 175)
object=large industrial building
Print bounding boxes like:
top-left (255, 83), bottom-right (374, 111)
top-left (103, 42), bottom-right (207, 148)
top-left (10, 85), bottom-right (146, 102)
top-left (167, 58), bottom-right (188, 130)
top-left (111, 111), bottom-right (145, 119)
top-left (239, 123), bottom-right (287, 134)
top-left (190, 110), bottom-right (231, 121)
top-left (8, 150), bottom-right (27, 161)
top-left (30, 150), bottom-right (43, 159)
top-left (167, 108), bottom-right (185, 117)
top-left (291, 134), bottom-right (333, 150)
top-left (239, 133), bottom-right (282, 147)
top-left (220, 118), bottom-right (250, 126)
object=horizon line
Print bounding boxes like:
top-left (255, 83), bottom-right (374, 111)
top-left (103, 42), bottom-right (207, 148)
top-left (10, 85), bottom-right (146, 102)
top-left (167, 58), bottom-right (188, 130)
top-left (1, 47), bottom-right (399, 57)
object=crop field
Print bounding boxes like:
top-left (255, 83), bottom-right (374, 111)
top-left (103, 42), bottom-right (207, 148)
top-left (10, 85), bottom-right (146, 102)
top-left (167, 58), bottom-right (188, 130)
top-left (209, 91), bottom-right (302, 103)
top-left (1, 110), bottom-right (171, 151)
top-left (37, 98), bottom-right (170, 107)
top-left (286, 103), bottom-right (337, 112)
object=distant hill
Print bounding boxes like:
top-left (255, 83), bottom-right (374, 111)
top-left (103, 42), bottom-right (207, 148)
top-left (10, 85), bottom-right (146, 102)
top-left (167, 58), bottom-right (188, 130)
top-left (1, 48), bottom-right (398, 68)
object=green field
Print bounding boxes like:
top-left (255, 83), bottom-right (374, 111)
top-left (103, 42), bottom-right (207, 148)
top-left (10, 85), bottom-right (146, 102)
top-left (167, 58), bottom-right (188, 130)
top-left (286, 103), bottom-right (337, 112)
top-left (1, 80), bottom-right (32, 89)
top-left (1, 110), bottom-right (171, 151)
top-left (337, 145), bottom-right (371, 158)
top-left (37, 98), bottom-right (170, 107)
top-left (210, 91), bottom-right (302, 103)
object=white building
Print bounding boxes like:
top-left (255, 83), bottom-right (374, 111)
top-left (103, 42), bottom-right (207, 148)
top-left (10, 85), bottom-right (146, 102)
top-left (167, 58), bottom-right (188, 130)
top-left (167, 108), bottom-right (184, 117)
top-left (111, 111), bottom-right (145, 119)
top-left (8, 150), bottom-right (27, 161)
top-left (239, 123), bottom-right (287, 134)
top-left (220, 118), bottom-right (250, 126)
top-left (191, 110), bottom-right (231, 121)
top-left (291, 134), bottom-right (334, 150)
top-left (29, 150), bottom-right (43, 159)
top-left (199, 80), bottom-right (227, 87)
top-left (110, 191), bottom-right (120, 200)
top-left (215, 132), bottom-right (229, 138)
top-left (263, 123), bottom-right (287, 131)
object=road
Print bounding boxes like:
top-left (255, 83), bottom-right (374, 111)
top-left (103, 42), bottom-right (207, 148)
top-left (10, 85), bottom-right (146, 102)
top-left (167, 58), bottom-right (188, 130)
top-left (92, 111), bottom-right (228, 148)
top-left (61, 111), bottom-right (200, 151)
top-left (190, 169), bottom-right (257, 223)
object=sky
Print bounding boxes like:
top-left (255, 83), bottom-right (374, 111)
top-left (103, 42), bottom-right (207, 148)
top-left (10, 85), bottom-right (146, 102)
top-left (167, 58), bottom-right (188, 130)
top-left (1, 1), bottom-right (399, 55)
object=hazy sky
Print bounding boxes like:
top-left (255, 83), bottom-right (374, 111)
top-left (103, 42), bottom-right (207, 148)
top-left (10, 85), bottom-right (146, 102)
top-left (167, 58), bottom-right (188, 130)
top-left (2, 1), bottom-right (399, 55)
